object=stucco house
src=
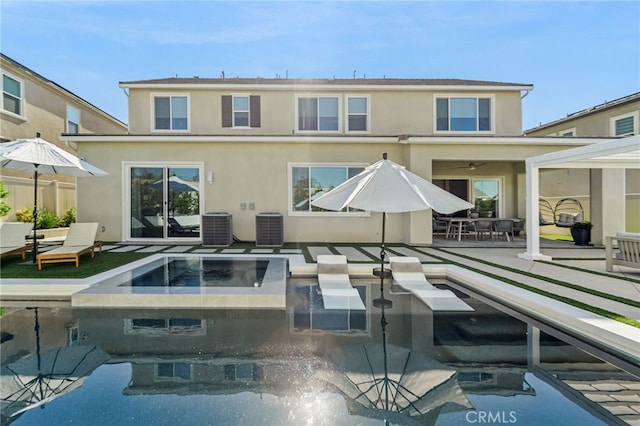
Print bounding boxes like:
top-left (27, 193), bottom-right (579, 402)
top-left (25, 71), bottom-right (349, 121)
top-left (525, 92), bottom-right (640, 235)
top-left (64, 76), bottom-right (614, 245)
top-left (1, 53), bottom-right (127, 220)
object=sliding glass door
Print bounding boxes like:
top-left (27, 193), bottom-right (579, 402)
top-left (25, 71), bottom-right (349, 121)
top-left (129, 166), bottom-right (201, 239)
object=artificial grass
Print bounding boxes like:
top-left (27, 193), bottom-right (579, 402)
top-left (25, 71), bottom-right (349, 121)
top-left (0, 252), bottom-right (151, 279)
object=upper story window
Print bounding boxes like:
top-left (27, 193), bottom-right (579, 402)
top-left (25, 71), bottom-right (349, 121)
top-left (290, 164), bottom-right (366, 215)
top-left (347, 96), bottom-right (369, 132)
top-left (297, 96), bottom-right (340, 132)
top-left (611, 112), bottom-right (638, 136)
top-left (153, 94), bottom-right (188, 131)
top-left (436, 96), bottom-right (492, 132)
top-left (2, 72), bottom-right (23, 116)
top-left (222, 95), bottom-right (261, 128)
top-left (559, 128), bottom-right (575, 137)
top-left (67, 105), bottom-right (80, 133)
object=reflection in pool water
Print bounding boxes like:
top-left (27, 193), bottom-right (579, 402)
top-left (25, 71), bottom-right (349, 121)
top-left (1, 279), bottom-right (638, 425)
top-left (124, 258), bottom-right (271, 288)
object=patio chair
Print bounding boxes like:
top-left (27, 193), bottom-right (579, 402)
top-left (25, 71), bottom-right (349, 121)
top-left (493, 219), bottom-right (514, 242)
top-left (472, 220), bottom-right (494, 240)
top-left (0, 222), bottom-right (34, 260)
top-left (432, 217), bottom-right (448, 235)
top-left (37, 222), bottom-right (102, 269)
top-left (316, 255), bottom-right (365, 310)
top-left (389, 256), bottom-right (473, 311)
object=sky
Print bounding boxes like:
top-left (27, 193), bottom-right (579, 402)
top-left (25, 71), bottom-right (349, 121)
top-left (1, 0), bottom-right (639, 131)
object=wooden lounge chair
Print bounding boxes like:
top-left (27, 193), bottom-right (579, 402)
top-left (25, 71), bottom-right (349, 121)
top-left (0, 222), bottom-right (34, 260)
top-left (37, 222), bottom-right (102, 269)
top-left (389, 256), bottom-right (473, 311)
top-left (316, 255), bottom-right (365, 310)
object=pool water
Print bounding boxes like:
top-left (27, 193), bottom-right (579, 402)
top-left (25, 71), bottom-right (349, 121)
top-left (1, 278), bottom-right (638, 425)
top-left (125, 258), bottom-right (271, 288)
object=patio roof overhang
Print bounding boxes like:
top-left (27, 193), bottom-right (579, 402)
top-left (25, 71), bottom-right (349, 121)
top-left (519, 135), bottom-right (640, 261)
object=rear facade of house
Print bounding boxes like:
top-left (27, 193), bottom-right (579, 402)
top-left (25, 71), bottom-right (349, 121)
top-left (66, 77), bottom-right (615, 245)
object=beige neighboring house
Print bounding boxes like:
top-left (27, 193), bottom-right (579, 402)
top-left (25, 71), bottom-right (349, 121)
top-left (65, 76), bottom-right (615, 245)
top-left (0, 53), bottom-right (127, 221)
top-left (525, 92), bottom-right (640, 234)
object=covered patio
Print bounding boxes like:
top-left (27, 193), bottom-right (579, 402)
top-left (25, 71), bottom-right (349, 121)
top-left (519, 135), bottom-right (640, 261)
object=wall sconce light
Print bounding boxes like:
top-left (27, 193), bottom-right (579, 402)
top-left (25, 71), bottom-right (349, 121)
top-left (207, 171), bottom-right (213, 183)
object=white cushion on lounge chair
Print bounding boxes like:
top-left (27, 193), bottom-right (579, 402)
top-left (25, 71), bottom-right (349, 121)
top-left (321, 288), bottom-right (366, 310)
top-left (0, 223), bottom-right (33, 258)
top-left (316, 254), bottom-right (366, 310)
top-left (390, 256), bottom-right (474, 312)
top-left (413, 289), bottom-right (474, 311)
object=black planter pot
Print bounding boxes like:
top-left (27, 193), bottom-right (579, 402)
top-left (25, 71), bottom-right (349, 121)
top-left (571, 228), bottom-right (591, 246)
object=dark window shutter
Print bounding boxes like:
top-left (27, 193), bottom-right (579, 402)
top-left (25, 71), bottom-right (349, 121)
top-left (250, 95), bottom-right (261, 127)
top-left (222, 95), bottom-right (232, 127)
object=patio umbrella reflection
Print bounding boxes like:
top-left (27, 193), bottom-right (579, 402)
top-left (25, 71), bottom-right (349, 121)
top-left (0, 308), bottom-right (110, 421)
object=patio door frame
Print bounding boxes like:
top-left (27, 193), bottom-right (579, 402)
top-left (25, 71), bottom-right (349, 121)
top-left (433, 175), bottom-right (504, 217)
top-left (123, 162), bottom-right (204, 242)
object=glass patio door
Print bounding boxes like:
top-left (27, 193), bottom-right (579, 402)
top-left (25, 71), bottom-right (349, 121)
top-left (130, 166), bottom-right (201, 239)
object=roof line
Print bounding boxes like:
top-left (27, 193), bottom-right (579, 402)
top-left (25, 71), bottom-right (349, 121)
top-left (1, 52), bottom-right (127, 127)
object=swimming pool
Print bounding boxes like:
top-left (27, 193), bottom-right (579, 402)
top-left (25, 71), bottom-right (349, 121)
top-left (2, 277), bottom-right (638, 425)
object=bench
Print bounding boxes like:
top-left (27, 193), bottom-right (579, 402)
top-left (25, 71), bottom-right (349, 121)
top-left (605, 233), bottom-right (640, 272)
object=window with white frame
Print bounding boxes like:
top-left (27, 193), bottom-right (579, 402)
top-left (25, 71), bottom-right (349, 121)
top-left (232, 95), bottom-right (250, 127)
top-left (559, 128), bottom-right (575, 137)
top-left (436, 96), bottom-right (492, 132)
top-left (290, 164), bottom-right (365, 214)
top-left (67, 105), bottom-right (80, 133)
top-left (153, 95), bottom-right (188, 130)
top-left (2, 73), bottom-right (23, 116)
top-left (297, 96), bottom-right (339, 132)
top-left (611, 112), bottom-right (638, 136)
top-left (347, 96), bottom-right (368, 132)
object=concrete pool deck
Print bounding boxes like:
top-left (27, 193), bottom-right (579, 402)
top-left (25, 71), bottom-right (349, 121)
top-left (1, 240), bottom-right (639, 365)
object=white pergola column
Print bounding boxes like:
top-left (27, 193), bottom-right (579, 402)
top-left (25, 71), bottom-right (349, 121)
top-left (519, 162), bottom-right (552, 261)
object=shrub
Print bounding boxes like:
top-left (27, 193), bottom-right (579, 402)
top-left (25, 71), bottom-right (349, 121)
top-left (60, 207), bottom-right (76, 227)
top-left (36, 208), bottom-right (60, 229)
top-left (571, 221), bottom-right (593, 231)
top-left (0, 182), bottom-right (10, 217)
top-left (15, 207), bottom-right (33, 223)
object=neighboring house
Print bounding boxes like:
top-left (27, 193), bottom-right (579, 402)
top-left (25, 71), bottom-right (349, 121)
top-left (0, 53), bottom-right (127, 221)
top-left (65, 77), bottom-right (613, 245)
top-left (525, 93), bottom-right (640, 234)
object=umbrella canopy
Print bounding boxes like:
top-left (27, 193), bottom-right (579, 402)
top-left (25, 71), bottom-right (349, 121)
top-left (0, 135), bottom-right (107, 177)
top-left (0, 133), bottom-right (107, 263)
top-left (311, 153), bottom-right (473, 214)
top-left (317, 343), bottom-right (472, 422)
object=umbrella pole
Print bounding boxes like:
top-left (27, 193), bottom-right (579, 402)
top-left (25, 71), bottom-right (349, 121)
top-left (373, 213), bottom-right (392, 308)
top-left (31, 168), bottom-right (39, 264)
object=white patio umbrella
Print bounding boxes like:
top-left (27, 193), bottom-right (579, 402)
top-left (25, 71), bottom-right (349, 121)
top-left (311, 153), bottom-right (473, 306)
top-left (0, 133), bottom-right (107, 263)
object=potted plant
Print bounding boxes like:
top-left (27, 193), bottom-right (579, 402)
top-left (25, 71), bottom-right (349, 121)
top-left (570, 221), bottom-right (593, 246)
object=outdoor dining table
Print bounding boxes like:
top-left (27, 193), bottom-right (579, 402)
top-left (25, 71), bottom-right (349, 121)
top-left (440, 217), bottom-right (521, 241)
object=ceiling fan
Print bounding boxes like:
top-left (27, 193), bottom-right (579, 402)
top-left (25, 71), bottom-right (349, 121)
top-left (452, 162), bottom-right (487, 171)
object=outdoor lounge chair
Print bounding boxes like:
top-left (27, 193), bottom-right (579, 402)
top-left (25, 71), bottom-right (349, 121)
top-left (0, 222), bottom-right (34, 260)
top-left (389, 256), bottom-right (473, 311)
top-left (36, 222), bottom-right (102, 269)
top-left (316, 255), bottom-right (365, 310)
